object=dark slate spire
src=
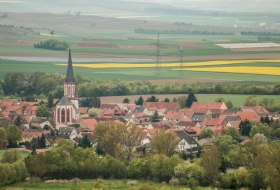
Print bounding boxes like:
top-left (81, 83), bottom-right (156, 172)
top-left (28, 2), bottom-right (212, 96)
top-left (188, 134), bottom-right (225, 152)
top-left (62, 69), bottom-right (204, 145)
top-left (65, 48), bottom-right (75, 83)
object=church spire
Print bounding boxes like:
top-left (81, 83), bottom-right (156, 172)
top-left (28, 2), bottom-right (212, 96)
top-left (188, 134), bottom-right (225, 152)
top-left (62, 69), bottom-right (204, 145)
top-left (65, 48), bottom-right (75, 83)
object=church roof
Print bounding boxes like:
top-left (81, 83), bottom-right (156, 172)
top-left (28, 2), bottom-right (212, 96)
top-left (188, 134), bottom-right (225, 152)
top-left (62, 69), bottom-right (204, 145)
top-left (56, 96), bottom-right (79, 112)
top-left (65, 49), bottom-right (75, 83)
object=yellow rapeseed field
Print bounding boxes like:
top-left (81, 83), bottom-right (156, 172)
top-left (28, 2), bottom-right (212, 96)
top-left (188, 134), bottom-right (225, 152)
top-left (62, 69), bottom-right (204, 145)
top-left (176, 67), bottom-right (280, 76)
top-left (57, 59), bottom-right (280, 69)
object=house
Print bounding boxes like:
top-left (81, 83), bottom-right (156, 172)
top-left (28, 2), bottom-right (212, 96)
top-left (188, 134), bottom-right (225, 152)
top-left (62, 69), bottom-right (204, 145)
top-left (144, 102), bottom-right (180, 112)
top-left (192, 113), bottom-right (206, 123)
top-left (191, 102), bottom-right (228, 110)
top-left (165, 111), bottom-right (186, 123)
top-left (236, 111), bottom-right (260, 122)
top-left (21, 129), bottom-right (51, 142)
top-left (79, 107), bottom-right (89, 115)
top-left (175, 130), bottom-right (199, 153)
top-left (79, 118), bottom-right (98, 131)
top-left (58, 127), bottom-right (78, 140)
top-left (29, 117), bottom-right (55, 130)
top-left (242, 106), bottom-right (270, 117)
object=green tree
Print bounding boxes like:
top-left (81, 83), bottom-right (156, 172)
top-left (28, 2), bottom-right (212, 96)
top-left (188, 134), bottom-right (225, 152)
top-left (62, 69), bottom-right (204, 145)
top-left (163, 98), bottom-right (170, 102)
top-left (239, 120), bottom-right (251, 136)
top-left (135, 96), bottom-right (144, 106)
top-left (215, 135), bottom-right (236, 155)
top-left (128, 157), bottom-right (150, 179)
top-left (225, 127), bottom-right (241, 141)
top-left (123, 97), bottom-right (130, 103)
top-left (88, 108), bottom-right (99, 118)
top-left (36, 104), bottom-right (51, 117)
top-left (200, 146), bottom-right (222, 185)
top-left (244, 96), bottom-right (259, 106)
top-left (151, 110), bottom-right (160, 122)
top-left (38, 134), bottom-right (46, 148)
top-left (6, 125), bottom-right (22, 148)
top-left (0, 127), bottom-right (8, 149)
top-left (186, 93), bottom-right (198, 108)
top-left (1, 150), bottom-right (20, 163)
top-left (199, 128), bottom-right (213, 139)
top-left (250, 123), bottom-right (272, 138)
top-left (146, 95), bottom-right (159, 102)
top-left (150, 154), bottom-right (182, 182)
top-left (225, 101), bottom-right (234, 109)
top-left (47, 93), bottom-right (54, 108)
top-left (78, 136), bottom-right (92, 148)
top-left (151, 130), bottom-right (179, 156)
top-left (174, 162), bottom-right (203, 187)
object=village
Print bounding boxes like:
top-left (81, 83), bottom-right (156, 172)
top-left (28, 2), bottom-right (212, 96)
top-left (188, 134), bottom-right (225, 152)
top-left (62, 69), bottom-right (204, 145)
top-left (0, 50), bottom-right (278, 157)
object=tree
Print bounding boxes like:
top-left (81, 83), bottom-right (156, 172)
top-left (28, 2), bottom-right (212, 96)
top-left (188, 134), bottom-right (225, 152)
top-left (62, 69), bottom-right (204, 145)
top-left (199, 128), bottom-right (213, 139)
top-left (151, 130), bottom-right (179, 156)
top-left (163, 98), bottom-right (170, 102)
top-left (244, 96), bottom-right (259, 106)
top-left (225, 101), bottom-right (234, 109)
top-left (146, 95), bottom-right (158, 102)
top-left (122, 125), bottom-right (144, 160)
top-left (214, 135), bottom-right (236, 155)
top-left (14, 115), bottom-right (24, 126)
top-left (88, 108), bottom-right (99, 118)
top-left (95, 121), bottom-right (143, 160)
top-left (225, 127), bottom-right (241, 141)
top-left (174, 162), bottom-right (203, 187)
top-left (38, 134), bottom-right (46, 149)
top-left (151, 110), bottom-right (160, 122)
top-left (36, 104), bottom-right (51, 117)
top-left (239, 120), bottom-right (251, 136)
top-left (200, 146), bottom-right (222, 185)
top-left (6, 125), bottom-right (22, 148)
top-left (47, 93), bottom-right (54, 108)
top-left (0, 127), bottom-right (8, 149)
top-left (79, 136), bottom-right (92, 148)
top-left (135, 96), bottom-right (144, 106)
top-left (250, 123), bottom-right (272, 138)
top-left (123, 97), bottom-right (130, 103)
top-left (186, 93), bottom-right (198, 108)
top-left (1, 150), bottom-right (20, 163)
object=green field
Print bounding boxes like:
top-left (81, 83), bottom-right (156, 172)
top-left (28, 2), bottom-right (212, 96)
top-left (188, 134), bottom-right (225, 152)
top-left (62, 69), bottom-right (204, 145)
top-left (3, 179), bottom-right (214, 190)
top-left (1, 58), bottom-right (280, 83)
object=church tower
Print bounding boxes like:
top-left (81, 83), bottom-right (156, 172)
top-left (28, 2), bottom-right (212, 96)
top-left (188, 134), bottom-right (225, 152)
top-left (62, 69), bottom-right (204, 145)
top-left (64, 49), bottom-right (76, 98)
top-left (55, 49), bottom-right (79, 125)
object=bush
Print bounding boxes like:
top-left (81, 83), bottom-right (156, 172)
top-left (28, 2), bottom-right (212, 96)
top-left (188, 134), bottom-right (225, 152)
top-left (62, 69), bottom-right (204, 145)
top-left (34, 39), bottom-right (69, 51)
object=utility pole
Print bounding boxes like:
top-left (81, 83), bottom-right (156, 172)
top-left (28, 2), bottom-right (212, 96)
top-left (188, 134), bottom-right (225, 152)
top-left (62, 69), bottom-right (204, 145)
top-left (155, 32), bottom-right (161, 74)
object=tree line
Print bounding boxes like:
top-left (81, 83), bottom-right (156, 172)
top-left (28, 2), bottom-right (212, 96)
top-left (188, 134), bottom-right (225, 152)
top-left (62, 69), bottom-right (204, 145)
top-left (34, 39), bottom-right (69, 51)
top-left (134, 28), bottom-right (233, 35)
top-left (1, 72), bottom-right (279, 100)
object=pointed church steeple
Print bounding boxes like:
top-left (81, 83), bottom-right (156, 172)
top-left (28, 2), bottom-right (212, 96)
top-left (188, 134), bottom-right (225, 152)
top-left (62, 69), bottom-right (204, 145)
top-left (65, 48), bottom-right (75, 83)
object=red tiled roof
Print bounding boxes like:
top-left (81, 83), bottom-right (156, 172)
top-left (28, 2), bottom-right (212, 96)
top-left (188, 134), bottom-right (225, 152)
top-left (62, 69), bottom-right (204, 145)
top-left (206, 118), bottom-right (220, 126)
top-left (191, 102), bottom-right (227, 110)
top-left (227, 120), bottom-right (241, 127)
top-left (22, 130), bottom-right (51, 139)
top-left (0, 100), bottom-right (15, 107)
top-left (144, 102), bottom-right (179, 111)
top-left (79, 107), bottom-right (89, 114)
top-left (192, 108), bottom-right (210, 113)
top-left (236, 111), bottom-right (260, 122)
top-left (166, 111), bottom-right (185, 120)
top-left (79, 118), bottom-right (98, 131)
top-left (178, 120), bottom-right (196, 127)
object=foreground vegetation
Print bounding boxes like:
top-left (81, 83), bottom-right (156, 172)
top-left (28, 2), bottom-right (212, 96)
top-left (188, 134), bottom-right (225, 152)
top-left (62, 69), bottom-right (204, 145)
top-left (1, 120), bottom-right (280, 189)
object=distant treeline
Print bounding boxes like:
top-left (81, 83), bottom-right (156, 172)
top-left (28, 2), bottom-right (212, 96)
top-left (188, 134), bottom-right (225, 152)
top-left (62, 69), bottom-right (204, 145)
top-left (241, 31), bottom-right (280, 36)
top-left (1, 72), bottom-right (280, 101)
top-left (34, 39), bottom-right (69, 51)
top-left (134, 28), bottom-right (234, 35)
top-left (258, 36), bottom-right (280, 42)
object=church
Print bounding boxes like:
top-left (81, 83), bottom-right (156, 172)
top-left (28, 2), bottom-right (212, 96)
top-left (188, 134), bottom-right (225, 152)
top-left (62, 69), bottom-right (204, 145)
top-left (54, 49), bottom-right (79, 125)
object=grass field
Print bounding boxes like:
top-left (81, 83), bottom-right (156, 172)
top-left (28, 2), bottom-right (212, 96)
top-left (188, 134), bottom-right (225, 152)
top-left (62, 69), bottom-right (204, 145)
top-left (100, 94), bottom-right (280, 108)
top-left (1, 58), bottom-right (280, 83)
top-left (3, 179), bottom-right (215, 190)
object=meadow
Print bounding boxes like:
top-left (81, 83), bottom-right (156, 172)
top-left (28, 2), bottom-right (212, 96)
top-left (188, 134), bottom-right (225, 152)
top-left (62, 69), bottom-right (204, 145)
top-left (2, 179), bottom-right (215, 190)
